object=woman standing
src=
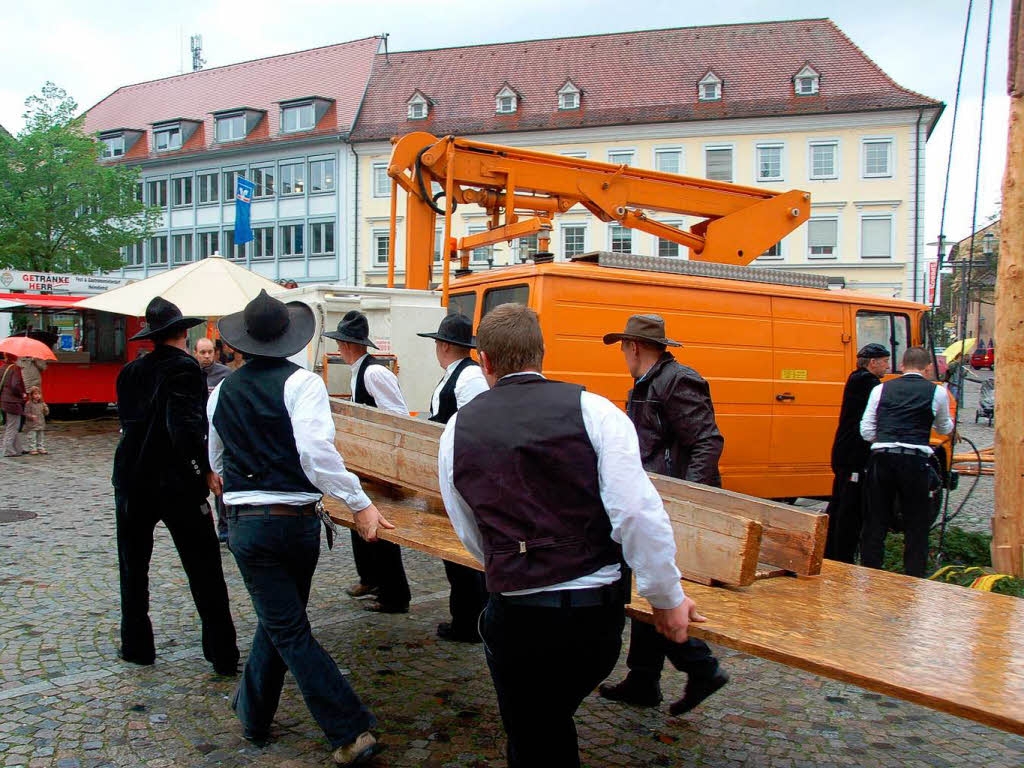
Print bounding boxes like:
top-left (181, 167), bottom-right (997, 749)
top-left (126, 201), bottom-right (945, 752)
top-left (1, 353), bottom-right (27, 457)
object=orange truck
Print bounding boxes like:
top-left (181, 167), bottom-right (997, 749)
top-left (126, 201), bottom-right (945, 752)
top-left (382, 133), bottom-right (948, 501)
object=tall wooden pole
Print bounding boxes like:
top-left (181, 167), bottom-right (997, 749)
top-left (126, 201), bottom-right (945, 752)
top-left (993, 0), bottom-right (1024, 576)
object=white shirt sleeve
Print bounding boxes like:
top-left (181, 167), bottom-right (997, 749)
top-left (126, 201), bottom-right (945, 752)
top-left (580, 391), bottom-right (685, 610)
top-left (454, 365), bottom-right (489, 409)
top-left (437, 413), bottom-right (487, 564)
top-left (286, 371), bottom-right (372, 512)
top-left (206, 382), bottom-right (224, 475)
top-left (860, 383), bottom-right (883, 442)
top-left (363, 365), bottom-right (410, 416)
top-left (932, 385), bottom-right (954, 435)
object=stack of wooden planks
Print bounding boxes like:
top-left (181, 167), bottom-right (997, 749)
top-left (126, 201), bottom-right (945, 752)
top-left (953, 444), bottom-right (995, 476)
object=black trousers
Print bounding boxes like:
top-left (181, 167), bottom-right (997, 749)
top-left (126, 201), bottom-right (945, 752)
top-left (824, 466), bottom-right (867, 563)
top-left (481, 594), bottom-right (624, 768)
top-left (115, 492), bottom-right (238, 666)
top-left (861, 452), bottom-right (933, 577)
top-left (349, 530), bottom-right (411, 608)
top-left (442, 560), bottom-right (488, 636)
top-left (625, 619), bottom-right (718, 684)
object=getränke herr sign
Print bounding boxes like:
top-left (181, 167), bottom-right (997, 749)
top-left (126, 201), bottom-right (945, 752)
top-left (0, 269), bottom-right (129, 296)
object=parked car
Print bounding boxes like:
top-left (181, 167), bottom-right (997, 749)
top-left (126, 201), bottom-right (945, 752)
top-left (971, 347), bottom-right (995, 370)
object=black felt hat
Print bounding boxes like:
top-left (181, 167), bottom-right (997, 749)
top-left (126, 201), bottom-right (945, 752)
top-left (323, 310), bottom-right (379, 349)
top-left (417, 313), bottom-right (476, 349)
top-left (857, 343), bottom-right (891, 359)
top-left (217, 290), bottom-right (315, 358)
top-left (129, 296), bottom-right (204, 341)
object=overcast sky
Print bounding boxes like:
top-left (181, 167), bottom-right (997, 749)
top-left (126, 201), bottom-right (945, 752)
top-left (0, 0), bottom-right (1011, 246)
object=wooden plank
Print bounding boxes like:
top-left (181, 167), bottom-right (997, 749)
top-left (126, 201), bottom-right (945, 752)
top-left (649, 474), bottom-right (826, 575)
top-left (663, 498), bottom-right (762, 586)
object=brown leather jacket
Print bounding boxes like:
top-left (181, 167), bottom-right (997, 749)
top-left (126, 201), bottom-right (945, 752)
top-left (626, 352), bottom-right (724, 486)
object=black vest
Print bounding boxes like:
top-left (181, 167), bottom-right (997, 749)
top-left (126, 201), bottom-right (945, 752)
top-left (212, 357), bottom-right (320, 495)
top-left (875, 374), bottom-right (936, 446)
top-left (453, 374), bottom-right (621, 593)
top-left (353, 355), bottom-right (385, 407)
top-left (429, 357), bottom-right (480, 425)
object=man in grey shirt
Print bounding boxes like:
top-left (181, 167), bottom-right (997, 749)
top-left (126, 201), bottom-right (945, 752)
top-left (195, 337), bottom-right (232, 393)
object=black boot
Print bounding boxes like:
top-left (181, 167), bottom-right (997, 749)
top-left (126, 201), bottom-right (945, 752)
top-left (669, 669), bottom-right (729, 715)
top-left (598, 675), bottom-right (663, 707)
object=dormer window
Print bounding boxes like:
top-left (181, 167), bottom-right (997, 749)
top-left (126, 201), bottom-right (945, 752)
top-left (407, 91), bottom-right (431, 120)
top-left (216, 114), bottom-right (246, 142)
top-left (698, 71), bottom-right (722, 101)
top-left (101, 135), bottom-right (124, 158)
top-left (282, 103), bottom-right (315, 132)
top-left (794, 65), bottom-right (820, 96)
top-left (558, 81), bottom-right (581, 110)
top-left (495, 85), bottom-right (519, 114)
top-left (98, 128), bottom-right (143, 159)
top-left (154, 125), bottom-right (182, 152)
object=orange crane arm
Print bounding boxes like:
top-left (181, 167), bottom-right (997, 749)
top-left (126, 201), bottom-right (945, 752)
top-left (387, 132), bottom-right (811, 292)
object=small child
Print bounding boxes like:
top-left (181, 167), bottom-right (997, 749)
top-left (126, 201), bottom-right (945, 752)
top-left (23, 386), bottom-right (49, 455)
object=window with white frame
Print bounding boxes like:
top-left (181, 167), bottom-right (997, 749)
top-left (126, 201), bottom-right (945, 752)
top-left (657, 221), bottom-right (684, 258)
top-left (705, 146), bottom-right (733, 182)
top-left (807, 218), bottom-right (838, 258)
top-left (756, 144), bottom-right (784, 182)
top-left (198, 231), bottom-right (218, 258)
top-left (862, 140), bottom-right (892, 178)
top-left (172, 233), bottom-right (194, 264)
top-left (468, 226), bottom-right (492, 264)
top-left (309, 158), bottom-right (335, 192)
top-left (373, 163), bottom-right (389, 197)
top-left (223, 169), bottom-right (244, 201)
top-left (251, 166), bottom-right (275, 198)
top-left (794, 65), bottom-right (820, 96)
top-left (407, 95), bottom-right (429, 120)
top-left (558, 82), bottom-right (580, 110)
top-left (310, 222), bottom-right (334, 256)
top-left (149, 235), bottom-right (168, 265)
top-left (516, 234), bottom-right (538, 262)
top-left (759, 241), bottom-right (783, 260)
top-left (252, 226), bottom-right (275, 259)
top-left (434, 228), bottom-right (444, 264)
top-left (809, 141), bottom-right (838, 180)
top-left (172, 177), bottom-right (192, 207)
top-left (562, 225), bottom-right (586, 258)
top-left (154, 127), bottom-right (182, 152)
top-left (372, 231), bottom-right (390, 268)
top-left (215, 114), bottom-right (247, 142)
top-left (134, 182), bottom-right (143, 203)
top-left (122, 242), bottom-right (143, 266)
top-left (860, 216), bottom-right (892, 259)
top-left (223, 229), bottom-right (246, 260)
top-left (197, 172), bottom-right (218, 204)
top-left (561, 150), bottom-right (588, 159)
top-left (607, 149), bottom-right (634, 167)
top-left (698, 72), bottom-right (722, 101)
top-left (280, 224), bottom-right (304, 257)
top-left (146, 179), bottom-right (168, 208)
top-left (654, 148), bottom-right (681, 175)
top-left (280, 162), bottom-right (306, 195)
top-left (282, 103), bottom-right (315, 132)
top-left (101, 135), bottom-right (124, 158)
top-left (610, 225), bottom-right (632, 254)
top-left (495, 86), bottom-right (518, 114)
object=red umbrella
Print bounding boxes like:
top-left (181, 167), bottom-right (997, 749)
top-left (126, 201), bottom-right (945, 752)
top-left (0, 336), bottom-right (57, 361)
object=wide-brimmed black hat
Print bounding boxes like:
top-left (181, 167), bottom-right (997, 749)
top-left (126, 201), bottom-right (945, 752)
top-left (417, 313), bottom-right (476, 349)
top-left (323, 310), bottom-right (379, 349)
top-left (129, 296), bottom-right (204, 341)
top-left (857, 343), bottom-right (891, 359)
top-left (602, 314), bottom-right (681, 347)
top-left (217, 289), bottom-right (315, 358)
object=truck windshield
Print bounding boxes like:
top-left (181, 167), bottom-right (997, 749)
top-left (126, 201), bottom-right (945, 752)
top-left (856, 310), bottom-right (909, 373)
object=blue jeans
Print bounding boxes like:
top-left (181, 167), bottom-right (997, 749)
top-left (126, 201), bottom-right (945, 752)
top-left (229, 507), bottom-right (375, 748)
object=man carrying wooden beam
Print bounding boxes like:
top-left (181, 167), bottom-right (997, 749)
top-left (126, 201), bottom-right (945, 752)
top-left (437, 304), bottom-right (703, 768)
top-left (598, 314), bottom-right (729, 715)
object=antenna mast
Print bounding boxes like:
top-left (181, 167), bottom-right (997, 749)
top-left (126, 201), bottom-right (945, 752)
top-left (190, 34), bottom-right (206, 72)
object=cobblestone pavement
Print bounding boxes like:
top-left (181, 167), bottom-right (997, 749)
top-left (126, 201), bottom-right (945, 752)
top-left (0, 411), bottom-right (1021, 768)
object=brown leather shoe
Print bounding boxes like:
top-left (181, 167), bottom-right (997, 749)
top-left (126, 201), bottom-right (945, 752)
top-left (346, 583), bottom-right (378, 598)
top-left (332, 731), bottom-right (382, 765)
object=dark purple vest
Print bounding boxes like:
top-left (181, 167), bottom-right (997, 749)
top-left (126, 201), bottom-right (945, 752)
top-left (452, 374), bottom-right (621, 592)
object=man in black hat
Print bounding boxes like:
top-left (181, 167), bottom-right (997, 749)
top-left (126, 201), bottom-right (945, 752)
top-left (824, 343), bottom-right (890, 562)
top-left (112, 296), bottom-right (238, 673)
top-left (325, 310), bottom-right (411, 613)
top-left (598, 314), bottom-right (728, 715)
top-left (209, 290), bottom-right (387, 765)
top-left (418, 313), bottom-right (488, 642)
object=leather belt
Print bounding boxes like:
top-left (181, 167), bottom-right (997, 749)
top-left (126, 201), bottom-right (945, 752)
top-left (496, 581), bottom-right (623, 609)
top-left (230, 503), bottom-right (318, 518)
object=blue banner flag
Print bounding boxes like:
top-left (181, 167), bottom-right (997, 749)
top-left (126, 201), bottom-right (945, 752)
top-left (233, 177), bottom-right (256, 245)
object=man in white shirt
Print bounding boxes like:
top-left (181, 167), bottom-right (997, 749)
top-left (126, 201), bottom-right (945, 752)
top-left (208, 290), bottom-right (388, 765)
top-left (417, 314), bottom-right (489, 642)
top-left (859, 346), bottom-right (954, 577)
top-left (437, 304), bottom-right (703, 768)
top-left (326, 310), bottom-right (411, 613)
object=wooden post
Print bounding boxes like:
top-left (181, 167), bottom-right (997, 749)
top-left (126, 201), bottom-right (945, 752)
top-left (993, 0), bottom-right (1024, 576)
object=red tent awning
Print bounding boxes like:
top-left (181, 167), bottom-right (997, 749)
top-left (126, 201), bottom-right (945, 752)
top-left (0, 293), bottom-right (86, 309)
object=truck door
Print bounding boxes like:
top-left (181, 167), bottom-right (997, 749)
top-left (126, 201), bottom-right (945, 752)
top-left (768, 297), bottom-right (849, 496)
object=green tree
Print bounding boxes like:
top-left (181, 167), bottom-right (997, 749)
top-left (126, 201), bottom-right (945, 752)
top-left (0, 83), bottom-right (160, 273)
